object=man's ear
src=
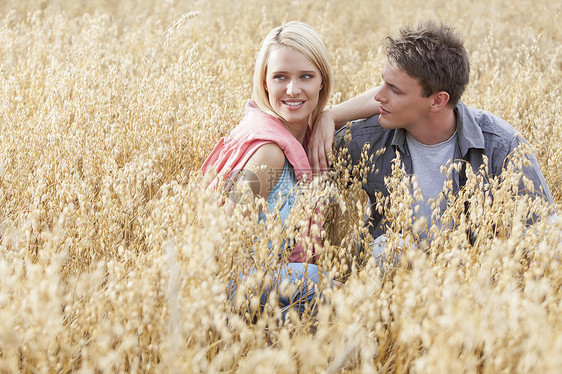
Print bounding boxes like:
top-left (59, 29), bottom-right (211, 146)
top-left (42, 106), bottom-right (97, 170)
top-left (430, 91), bottom-right (450, 111)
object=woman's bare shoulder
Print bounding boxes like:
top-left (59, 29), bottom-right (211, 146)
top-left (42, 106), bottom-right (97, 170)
top-left (245, 142), bottom-right (286, 170)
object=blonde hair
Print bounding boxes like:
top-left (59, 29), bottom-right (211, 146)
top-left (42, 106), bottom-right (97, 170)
top-left (252, 21), bottom-right (332, 125)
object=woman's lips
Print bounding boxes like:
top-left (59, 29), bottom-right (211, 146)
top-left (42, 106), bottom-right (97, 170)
top-left (282, 100), bottom-right (305, 110)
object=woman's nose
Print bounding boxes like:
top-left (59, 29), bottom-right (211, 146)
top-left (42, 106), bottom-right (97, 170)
top-left (286, 80), bottom-right (301, 96)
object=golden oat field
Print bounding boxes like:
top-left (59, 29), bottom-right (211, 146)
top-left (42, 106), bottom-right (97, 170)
top-left (0, 0), bottom-right (561, 372)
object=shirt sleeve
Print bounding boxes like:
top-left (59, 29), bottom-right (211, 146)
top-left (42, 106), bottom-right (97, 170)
top-left (505, 134), bottom-right (554, 204)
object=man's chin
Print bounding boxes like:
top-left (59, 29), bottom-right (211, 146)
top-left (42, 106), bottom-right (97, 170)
top-left (378, 117), bottom-right (392, 128)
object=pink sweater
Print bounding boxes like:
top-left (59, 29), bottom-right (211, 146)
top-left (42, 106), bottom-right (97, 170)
top-left (201, 101), bottom-right (312, 190)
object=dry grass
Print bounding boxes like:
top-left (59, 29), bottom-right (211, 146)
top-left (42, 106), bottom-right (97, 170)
top-left (0, 0), bottom-right (560, 372)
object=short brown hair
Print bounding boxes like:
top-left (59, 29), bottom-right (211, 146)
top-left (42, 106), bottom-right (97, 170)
top-left (385, 20), bottom-right (470, 107)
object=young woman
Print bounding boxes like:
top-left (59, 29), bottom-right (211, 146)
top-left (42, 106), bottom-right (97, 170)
top-left (202, 21), bottom-right (333, 318)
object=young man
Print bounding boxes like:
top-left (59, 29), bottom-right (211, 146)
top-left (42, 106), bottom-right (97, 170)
top-left (307, 20), bottom-right (554, 244)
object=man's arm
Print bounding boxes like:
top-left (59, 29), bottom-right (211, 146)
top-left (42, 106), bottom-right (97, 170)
top-left (507, 136), bottom-right (554, 204)
top-left (308, 87), bottom-right (381, 172)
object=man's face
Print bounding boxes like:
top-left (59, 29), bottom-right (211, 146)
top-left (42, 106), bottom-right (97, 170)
top-left (374, 60), bottom-right (434, 132)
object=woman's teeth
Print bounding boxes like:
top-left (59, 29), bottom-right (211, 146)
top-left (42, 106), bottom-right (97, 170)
top-left (284, 101), bottom-right (304, 106)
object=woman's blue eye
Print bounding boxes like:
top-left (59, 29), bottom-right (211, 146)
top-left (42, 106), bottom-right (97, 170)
top-left (274, 74), bottom-right (286, 80)
top-left (302, 74), bottom-right (313, 79)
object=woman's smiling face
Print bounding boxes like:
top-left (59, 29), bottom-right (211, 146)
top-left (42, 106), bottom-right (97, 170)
top-left (265, 45), bottom-right (323, 128)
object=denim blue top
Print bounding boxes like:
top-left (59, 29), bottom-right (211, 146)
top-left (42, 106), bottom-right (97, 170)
top-left (258, 159), bottom-right (299, 255)
top-left (258, 158), bottom-right (298, 224)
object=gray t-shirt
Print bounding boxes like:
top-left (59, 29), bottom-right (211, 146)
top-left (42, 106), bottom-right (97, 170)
top-left (406, 131), bottom-right (457, 237)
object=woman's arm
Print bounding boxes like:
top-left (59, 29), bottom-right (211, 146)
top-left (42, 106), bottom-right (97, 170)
top-left (225, 143), bottom-right (286, 215)
top-left (308, 87), bottom-right (381, 172)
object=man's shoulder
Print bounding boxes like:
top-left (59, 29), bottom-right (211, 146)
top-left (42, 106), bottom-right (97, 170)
top-left (460, 104), bottom-right (518, 139)
top-left (458, 103), bottom-right (528, 174)
top-left (335, 115), bottom-right (392, 148)
top-left (349, 115), bottom-right (387, 134)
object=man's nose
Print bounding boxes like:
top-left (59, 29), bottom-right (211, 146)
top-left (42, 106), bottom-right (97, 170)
top-left (374, 87), bottom-right (386, 103)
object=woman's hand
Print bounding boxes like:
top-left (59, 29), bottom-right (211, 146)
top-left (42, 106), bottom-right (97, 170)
top-left (308, 108), bottom-right (337, 173)
top-left (307, 87), bottom-right (382, 174)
